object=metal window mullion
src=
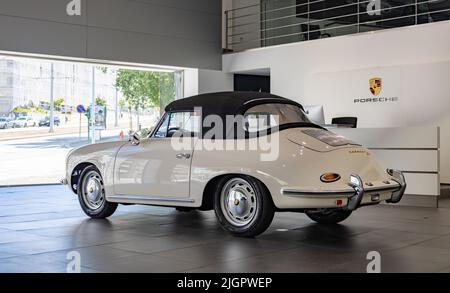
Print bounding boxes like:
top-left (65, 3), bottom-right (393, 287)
top-left (225, 10), bottom-right (229, 50)
top-left (307, 0), bottom-right (310, 41)
top-left (415, 0), bottom-right (418, 25)
top-left (357, 0), bottom-right (360, 33)
top-left (262, 1), bottom-right (266, 47)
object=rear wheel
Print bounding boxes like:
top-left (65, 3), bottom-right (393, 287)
top-left (306, 209), bottom-right (352, 224)
top-left (214, 176), bottom-right (275, 237)
top-left (77, 166), bottom-right (118, 218)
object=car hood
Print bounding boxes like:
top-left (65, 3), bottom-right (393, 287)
top-left (284, 128), bottom-right (361, 152)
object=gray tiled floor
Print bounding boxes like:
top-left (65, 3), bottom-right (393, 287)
top-left (1, 185), bottom-right (450, 273)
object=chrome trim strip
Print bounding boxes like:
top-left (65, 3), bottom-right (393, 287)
top-left (401, 171), bottom-right (438, 174)
top-left (368, 147), bottom-right (438, 151)
top-left (108, 195), bottom-right (195, 204)
top-left (364, 185), bottom-right (400, 192)
top-left (281, 189), bottom-right (354, 197)
top-left (281, 185), bottom-right (398, 197)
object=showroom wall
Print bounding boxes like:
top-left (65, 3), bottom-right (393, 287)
top-left (198, 69), bottom-right (233, 94)
top-left (184, 68), bottom-right (233, 97)
top-left (223, 21), bottom-right (450, 183)
top-left (0, 0), bottom-right (222, 69)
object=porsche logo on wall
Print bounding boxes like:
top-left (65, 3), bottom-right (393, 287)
top-left (369, 77), bottom-right (382, 96)
top-left (354, 76), bottom-right (398, 104)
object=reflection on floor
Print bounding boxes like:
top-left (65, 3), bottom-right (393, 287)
top-left (1, 185), bottom-right (450, 273)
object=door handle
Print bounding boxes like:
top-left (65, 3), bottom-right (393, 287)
top-left (176, 153), bottom-right (191, 159)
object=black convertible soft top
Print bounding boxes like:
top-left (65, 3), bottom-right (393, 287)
top-left (164, 91), bottom-right (320, 139)
top-left (165, 91), bottom-right (304, 118)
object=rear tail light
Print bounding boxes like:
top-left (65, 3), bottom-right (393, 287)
top-left (320, 173), bottom-right (341, 183)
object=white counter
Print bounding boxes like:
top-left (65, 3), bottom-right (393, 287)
top-left (332, 127), bottom-right (440, 207)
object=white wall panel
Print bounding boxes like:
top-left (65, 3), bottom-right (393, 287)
top-left (334, 127), bottom-right (439, 149)
top-left (404, 173), bottom-right (440, 196)
top-left (333, 127), bottom-right (440, 197)
top-left (370, 150), bottom-right (438, 173)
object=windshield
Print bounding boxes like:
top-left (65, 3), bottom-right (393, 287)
top-left (244, 103), bottom-right (311, 132)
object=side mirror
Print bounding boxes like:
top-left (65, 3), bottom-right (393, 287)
top-left (130, 131), bottom-right (141, 146)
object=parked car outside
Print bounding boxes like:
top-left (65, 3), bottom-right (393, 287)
top-left (7, 119), bottom-right (14, 128)
top-left (12, 116), bottom-right (37, 128)
top-left (0, 117), bottom-right (11, 129)
top-left (39, 116), bottom-right (61, 127)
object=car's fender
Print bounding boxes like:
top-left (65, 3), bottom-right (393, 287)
top-left (66, 141), bottom-right (128, 195)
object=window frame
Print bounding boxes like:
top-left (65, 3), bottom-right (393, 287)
top-left (151, 111), bottom-right (198, 138)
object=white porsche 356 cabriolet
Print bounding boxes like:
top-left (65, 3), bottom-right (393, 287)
top-left (63, 92), bottom-right (406, 237)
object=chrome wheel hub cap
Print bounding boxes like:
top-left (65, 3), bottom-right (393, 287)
top-left (82, 171), bottom-right (105, 210)
top-left (221, 178), bottom-right (257, 227)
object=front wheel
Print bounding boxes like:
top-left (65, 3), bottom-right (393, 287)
top-left (214, 176), bottom-right (275, 237)
top-left (305, 209), bottom-right (352, 224)
top-left (77, 166), bottom-right (118, 218)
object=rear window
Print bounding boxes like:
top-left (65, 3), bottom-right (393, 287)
top-left (244, 103), bottom-right (311, 132)
top-left (302, 129), bottom-right (360, 147)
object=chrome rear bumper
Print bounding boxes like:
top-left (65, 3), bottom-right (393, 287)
top-left (281, 169), bottom-right (407, 211)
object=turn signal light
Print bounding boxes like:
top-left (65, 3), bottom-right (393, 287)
top-left (320, 173), bottom-right (341, 183)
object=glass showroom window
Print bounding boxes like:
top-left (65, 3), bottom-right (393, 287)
top-left (0, 55), bottom-right (180, 186)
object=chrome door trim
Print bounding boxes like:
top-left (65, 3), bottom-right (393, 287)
top-left (108, 195), bottom-right (195, 204)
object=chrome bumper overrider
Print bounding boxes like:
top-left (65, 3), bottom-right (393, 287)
top-left (347, 174), bottom-right (364, 211)
top-left (281, 169), bottom-right (407, 211)
top-left (386, 169), bottom-right (407, 204)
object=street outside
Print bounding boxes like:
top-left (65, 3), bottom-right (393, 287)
top-left (0, 114), bottom-right (157, 186)
top-left (0, 129), bottom-right (123, 186)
